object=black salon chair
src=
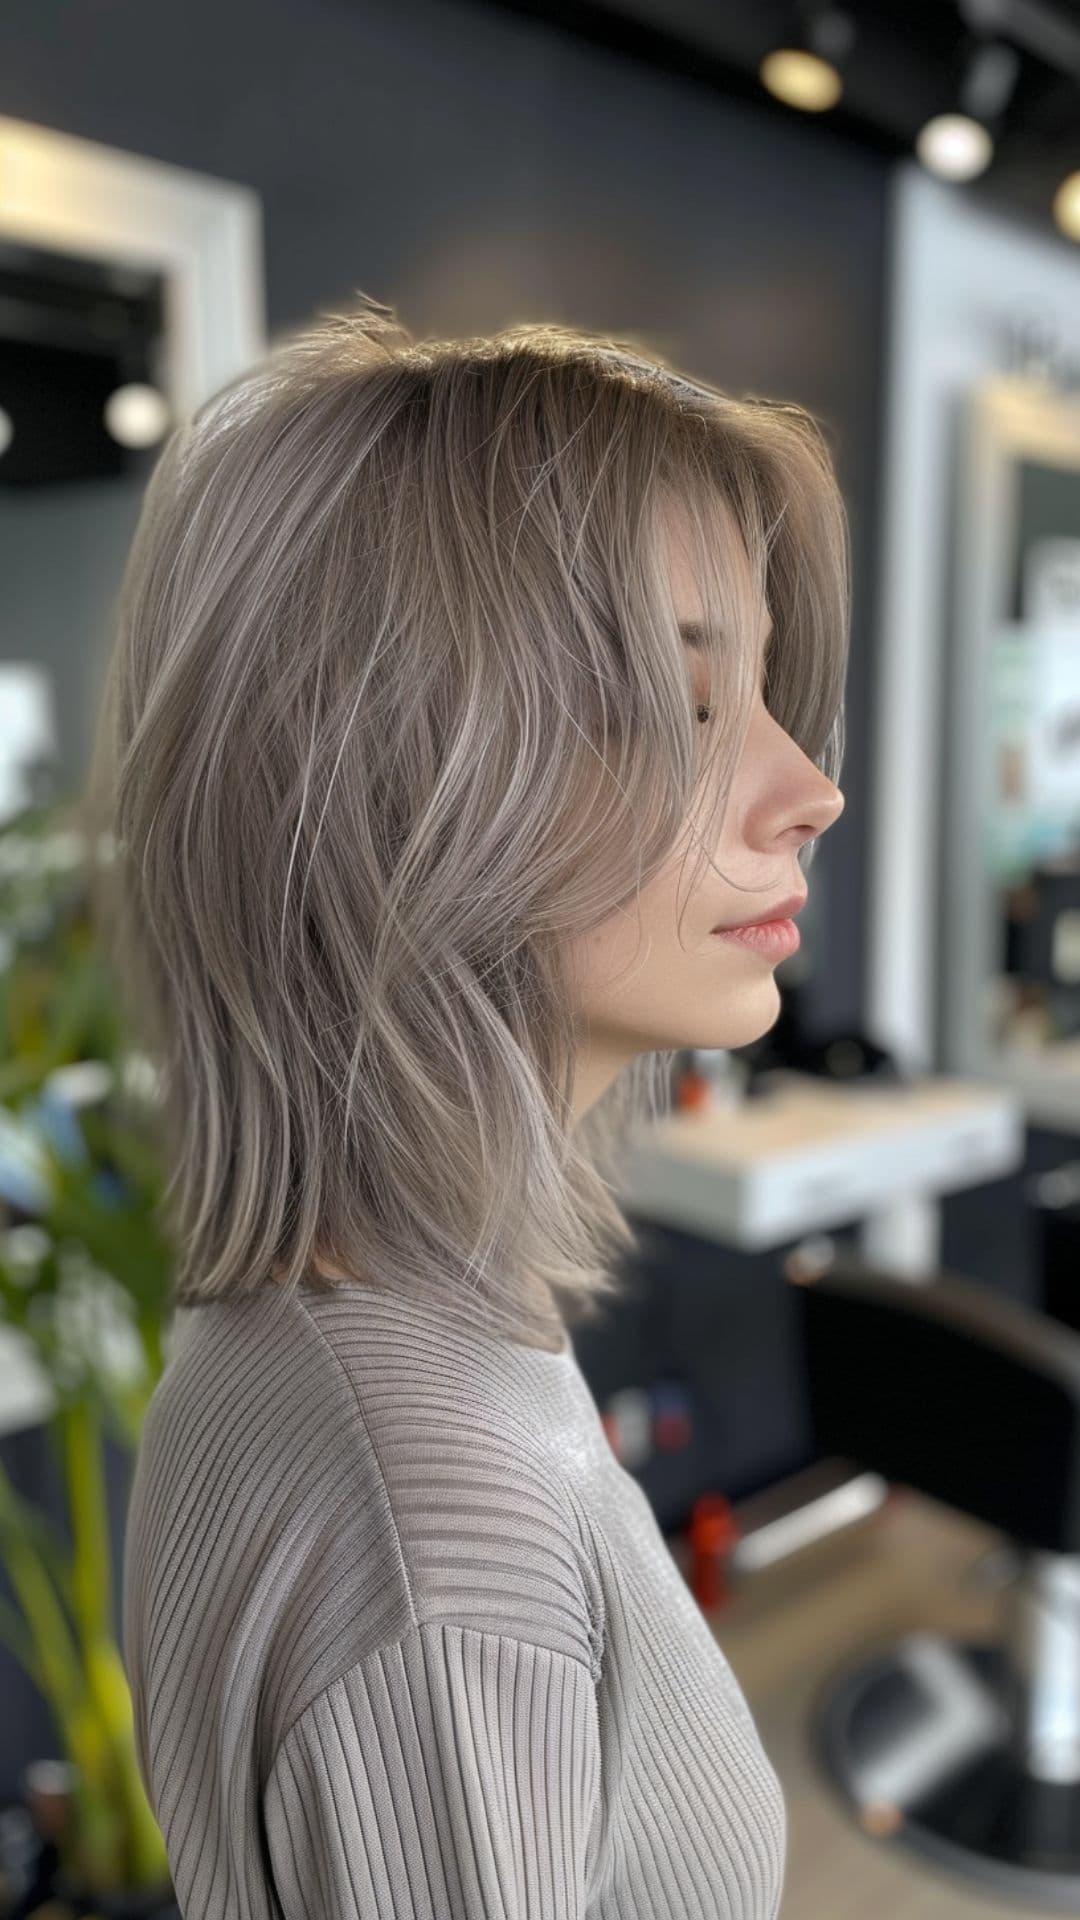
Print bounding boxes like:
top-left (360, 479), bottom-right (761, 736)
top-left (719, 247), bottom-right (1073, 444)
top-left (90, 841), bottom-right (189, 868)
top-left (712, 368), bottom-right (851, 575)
top-left (785, 1237), bottom-right (1080, 1912)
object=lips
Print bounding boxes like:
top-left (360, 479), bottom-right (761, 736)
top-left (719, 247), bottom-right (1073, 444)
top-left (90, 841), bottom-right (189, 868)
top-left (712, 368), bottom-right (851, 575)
top-left (714, 890), bottom-right (808, 932)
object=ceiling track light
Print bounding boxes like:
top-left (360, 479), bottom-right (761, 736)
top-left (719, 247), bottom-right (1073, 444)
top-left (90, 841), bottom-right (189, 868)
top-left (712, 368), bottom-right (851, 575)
top-left (958, 0), bottom-right (1080, 82)
top-left (955, 0), bottom-right (1080, 242)
top-left (759, 4), bottom-right (857, 115)
top-left (958, 35), bottom-right (1023, 125)
top-left (915, 26), bottom-right (1021, 183)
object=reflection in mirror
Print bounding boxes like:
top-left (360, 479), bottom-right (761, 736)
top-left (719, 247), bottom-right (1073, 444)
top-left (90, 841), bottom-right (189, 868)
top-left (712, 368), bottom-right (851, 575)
top-left (0, 238), bottom-right (171, 816)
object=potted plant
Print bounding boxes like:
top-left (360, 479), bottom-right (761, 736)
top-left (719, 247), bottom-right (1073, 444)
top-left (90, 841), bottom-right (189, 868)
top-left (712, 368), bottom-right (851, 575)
top-left (0, 791), bottom-right (177, 1919)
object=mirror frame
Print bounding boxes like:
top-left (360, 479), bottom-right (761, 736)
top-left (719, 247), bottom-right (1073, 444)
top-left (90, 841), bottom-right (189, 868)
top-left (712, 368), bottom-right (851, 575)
top-left (0, 114), bottom-right (266, 420)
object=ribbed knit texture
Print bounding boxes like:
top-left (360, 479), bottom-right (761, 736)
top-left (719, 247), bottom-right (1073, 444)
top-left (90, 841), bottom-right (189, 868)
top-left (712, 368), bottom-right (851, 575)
top-left (122, 1278), bottom-right (787, 1918)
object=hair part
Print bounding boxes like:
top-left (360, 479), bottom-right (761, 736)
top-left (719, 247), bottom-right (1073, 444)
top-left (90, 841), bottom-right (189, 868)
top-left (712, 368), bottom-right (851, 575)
top-left (81, 293), bottom-right (849, 1352)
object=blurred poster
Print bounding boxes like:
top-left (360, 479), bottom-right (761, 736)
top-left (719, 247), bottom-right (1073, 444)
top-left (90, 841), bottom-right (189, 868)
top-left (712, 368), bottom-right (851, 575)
top-left (1009, 458), bottom-right (1080, 620)
top-left (1029, 623), bottom-right (1080, 813)
top-left (985, 622), bottom-right (1080, 881)
top-left (1023, 536), bottom-right (1080, 626)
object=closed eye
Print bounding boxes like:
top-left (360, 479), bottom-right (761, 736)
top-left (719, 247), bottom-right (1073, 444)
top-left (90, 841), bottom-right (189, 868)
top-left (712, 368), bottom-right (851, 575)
top-left (692, 627), bottom-right (771, 728)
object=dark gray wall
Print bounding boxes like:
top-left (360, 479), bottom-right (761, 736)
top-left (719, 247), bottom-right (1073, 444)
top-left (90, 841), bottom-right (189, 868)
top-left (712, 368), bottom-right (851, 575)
top-left (0, 0), bottom-right (890, 1808)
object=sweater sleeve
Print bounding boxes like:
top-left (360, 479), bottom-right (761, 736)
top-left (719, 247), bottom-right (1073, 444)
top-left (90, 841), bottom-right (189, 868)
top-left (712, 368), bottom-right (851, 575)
top-left (263, 1620), bottom-right (603, 1920)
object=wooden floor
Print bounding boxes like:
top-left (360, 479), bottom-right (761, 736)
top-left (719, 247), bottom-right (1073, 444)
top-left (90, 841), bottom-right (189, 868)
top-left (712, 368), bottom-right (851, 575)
top-left (710, 1489), bottom-right (1062, 1918)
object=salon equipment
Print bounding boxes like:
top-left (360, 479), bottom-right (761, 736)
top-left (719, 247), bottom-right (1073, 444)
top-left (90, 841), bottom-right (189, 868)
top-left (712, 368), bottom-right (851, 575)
top-left (1006, 854), bottom-right (1080, 1040)
top-left (788, 1237), bottom-right (1080, 1910)
top-left (1028, 1159), bottom-right (1080, 1338)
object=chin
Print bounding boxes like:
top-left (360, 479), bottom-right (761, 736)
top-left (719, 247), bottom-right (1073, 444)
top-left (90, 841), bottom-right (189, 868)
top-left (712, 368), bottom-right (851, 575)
top-left (693, 993), bottom-right (783, 1053)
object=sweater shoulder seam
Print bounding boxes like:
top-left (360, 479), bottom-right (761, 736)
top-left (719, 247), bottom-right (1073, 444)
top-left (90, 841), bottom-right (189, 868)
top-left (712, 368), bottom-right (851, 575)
top-left (293, 1290), bottom-right (421, 1632)
top-left (267, 1618), bottom-right (599, 1777)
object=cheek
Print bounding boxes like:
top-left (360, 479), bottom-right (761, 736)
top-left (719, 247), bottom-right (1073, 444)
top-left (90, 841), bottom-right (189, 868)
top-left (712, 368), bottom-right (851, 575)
top-left (565, 907), bottom-right (655, 1011)
top-left (563, 850), bottom-right (703, 1014)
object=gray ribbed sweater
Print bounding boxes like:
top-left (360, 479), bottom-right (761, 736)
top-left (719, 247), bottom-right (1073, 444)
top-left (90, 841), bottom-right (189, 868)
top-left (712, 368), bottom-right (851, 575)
top-left (121, 1278), bottom-right (786, 1918)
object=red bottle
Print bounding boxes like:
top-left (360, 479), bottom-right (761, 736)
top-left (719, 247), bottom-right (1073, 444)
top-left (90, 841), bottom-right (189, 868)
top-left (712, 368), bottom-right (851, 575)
top-left (687, 1492), bottom-right (739, 1613)
top-left (674, 1061), bottom-right (712, 1113)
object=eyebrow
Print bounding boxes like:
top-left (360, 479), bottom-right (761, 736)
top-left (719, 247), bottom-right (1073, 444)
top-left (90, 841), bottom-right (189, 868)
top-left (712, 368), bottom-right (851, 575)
top-left (678, 617), bottom-right (774, 651)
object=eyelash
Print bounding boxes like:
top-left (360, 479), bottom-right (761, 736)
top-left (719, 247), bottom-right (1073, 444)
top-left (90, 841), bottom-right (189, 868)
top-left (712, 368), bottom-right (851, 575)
top-left (695, 639), bottom-right (770, 726)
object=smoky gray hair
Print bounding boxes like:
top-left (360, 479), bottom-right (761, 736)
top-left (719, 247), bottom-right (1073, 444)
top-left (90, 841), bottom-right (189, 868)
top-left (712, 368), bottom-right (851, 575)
top-left (81, 293), bottom-right (849, 1352)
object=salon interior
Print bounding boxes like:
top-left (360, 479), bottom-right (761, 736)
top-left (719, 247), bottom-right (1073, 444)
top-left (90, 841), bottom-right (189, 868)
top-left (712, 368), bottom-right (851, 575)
top-left (5, 1), bottom-right (1080, 1914)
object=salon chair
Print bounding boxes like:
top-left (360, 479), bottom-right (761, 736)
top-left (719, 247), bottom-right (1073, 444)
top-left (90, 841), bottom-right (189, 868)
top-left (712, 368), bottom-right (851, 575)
top-left (785, 1238), bottom-right (1080, 1912)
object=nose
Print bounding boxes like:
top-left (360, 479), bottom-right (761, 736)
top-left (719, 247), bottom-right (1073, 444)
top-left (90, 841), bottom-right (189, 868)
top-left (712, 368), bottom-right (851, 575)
top-left (786, 732), bottom-right (845, 835)
top-left (818, 783), bottom-right (845, 828)
top-left (796, 784), bottom-right (844, 852)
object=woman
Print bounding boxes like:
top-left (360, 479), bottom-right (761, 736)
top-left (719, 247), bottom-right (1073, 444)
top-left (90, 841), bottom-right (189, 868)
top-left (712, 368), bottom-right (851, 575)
top-left (92, 293), bottom-right (848, 1919)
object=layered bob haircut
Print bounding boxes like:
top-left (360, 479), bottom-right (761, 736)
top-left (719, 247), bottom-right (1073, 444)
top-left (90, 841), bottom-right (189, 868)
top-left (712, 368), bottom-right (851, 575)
top-left (82, 293), bottom-right (849, 1353)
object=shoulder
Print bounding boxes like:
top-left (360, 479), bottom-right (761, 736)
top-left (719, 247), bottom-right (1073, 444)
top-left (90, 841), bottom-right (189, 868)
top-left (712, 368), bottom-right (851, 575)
top-left (292, 1283), bottom-right (605, 1666)
top-left (225, 1281), bottom-right (606, 1748)
top-left (125, 1283), bottom-right (607, 1869)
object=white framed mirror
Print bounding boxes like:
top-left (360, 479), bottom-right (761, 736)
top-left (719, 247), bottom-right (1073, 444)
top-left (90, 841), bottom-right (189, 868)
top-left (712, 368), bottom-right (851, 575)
top-left (0, 114), bottom-right (266, 811)
top-left (0, 115), bottom-right (265, 416)
top-left (943, 374), bottom-right (1080, 1129)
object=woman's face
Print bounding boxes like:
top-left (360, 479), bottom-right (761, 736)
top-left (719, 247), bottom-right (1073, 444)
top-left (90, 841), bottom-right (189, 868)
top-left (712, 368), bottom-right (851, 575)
top-left (566, 504), bottom-right (845, 1123)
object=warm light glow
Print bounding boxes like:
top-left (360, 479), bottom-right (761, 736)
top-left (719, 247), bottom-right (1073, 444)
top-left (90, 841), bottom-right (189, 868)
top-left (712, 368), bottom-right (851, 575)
top-left (915, 112), bottom-right (993, 182)
top-left (102, 381), bottom-right (171, 449)
top-left (759, 48), bottom-right (842, 113)
top-left (1053, 170), bottom-right (1080, 241)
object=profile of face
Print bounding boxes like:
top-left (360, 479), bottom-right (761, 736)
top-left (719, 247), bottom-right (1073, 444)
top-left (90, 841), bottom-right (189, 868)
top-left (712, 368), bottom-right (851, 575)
top-left (566, 502), bottom-right (845, 1122)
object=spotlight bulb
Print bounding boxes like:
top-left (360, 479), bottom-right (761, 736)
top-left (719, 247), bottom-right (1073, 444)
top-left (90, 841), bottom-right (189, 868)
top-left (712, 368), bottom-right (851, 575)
top-left (1053, 170), bottom-right (1080, 242)
top-left (759, 48), bottom-right (842, 113)
top-left (916, 112), bottom-right (993, 182)
top-left (103, 381), bottom-right (171, 450)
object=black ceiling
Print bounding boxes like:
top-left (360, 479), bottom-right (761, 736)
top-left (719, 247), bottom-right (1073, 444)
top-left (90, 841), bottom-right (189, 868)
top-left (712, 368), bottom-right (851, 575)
top-left (482, 0), bottom-right (1080, 224)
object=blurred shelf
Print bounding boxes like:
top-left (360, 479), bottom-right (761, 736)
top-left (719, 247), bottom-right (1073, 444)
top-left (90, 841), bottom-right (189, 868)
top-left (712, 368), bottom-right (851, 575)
top-left (615, 1072), bottom-right (1025, 1251)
